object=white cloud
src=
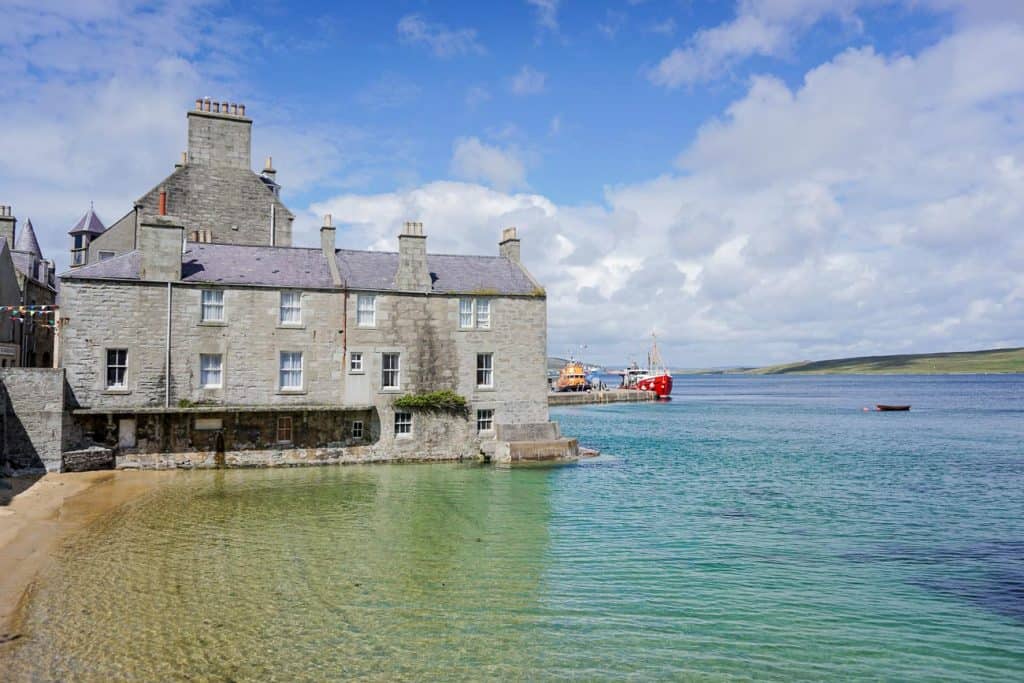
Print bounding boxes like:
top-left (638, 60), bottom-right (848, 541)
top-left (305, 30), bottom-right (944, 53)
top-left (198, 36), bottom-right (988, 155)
top-left (527, 0), bottom-right (561, 33)
top-left (649, 0), bottom-right (1024, 89)
top-left (510, 66), bottom-right (547, 95)
top-left (450, 138), bottom-right (528, 191)
top-left (396, 14), bottom-right (485, 58)
top-left (315, 24), bottom-right (1024, 366)
top-left (356, 72), bottom-right (422, 109)
top-left (0, 1), bottom-right (359, 272)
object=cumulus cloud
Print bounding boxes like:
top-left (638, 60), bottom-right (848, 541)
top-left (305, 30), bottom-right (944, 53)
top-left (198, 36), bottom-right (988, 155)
top-left (450, 138), bottom-right (528, 191)
top-left (510, 66), bottom-right (547, 95)
top-left (649, 0), bottom-right (1024, 89)
top-left (0, 1), bottom-right (359, 271)
top-left (396, 14), bottom-right (485, 58)
top-left (316, 24), bottom-right (1024, 365)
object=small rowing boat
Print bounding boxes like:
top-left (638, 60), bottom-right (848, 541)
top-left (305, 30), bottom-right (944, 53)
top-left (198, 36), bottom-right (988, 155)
top-left (876, 404), bottom-right (911, 411)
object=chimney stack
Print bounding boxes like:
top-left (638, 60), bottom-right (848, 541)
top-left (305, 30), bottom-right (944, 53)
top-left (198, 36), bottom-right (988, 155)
top-left (158, 187), bottom-right (168, 216)
top-left (262, 156), bottom-right (277, 183)
top-left (0, 205), bottom-right (16, 248)
top-left (187, 97), bottom-right (252, 169)
top-left (396, 221), bottom-right (431, 292)
top-left (321, 214), bottom-right (342, 285)
top-left (139, 216), bottom-right (184, 282)
top-left (499, 226), bottom-right (521, 261)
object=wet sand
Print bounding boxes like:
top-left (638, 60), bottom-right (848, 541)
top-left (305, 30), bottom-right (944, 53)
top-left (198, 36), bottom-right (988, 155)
top-left (0, 471), bottom-right (173, 637)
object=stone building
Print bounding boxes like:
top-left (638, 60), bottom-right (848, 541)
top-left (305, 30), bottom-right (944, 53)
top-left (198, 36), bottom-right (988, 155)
top-left (55, 100), bottom-right (569, 468)
top-left (75, 98), bottom-right (292, 268)
top-left (0, 206), bottom-right (57, 367)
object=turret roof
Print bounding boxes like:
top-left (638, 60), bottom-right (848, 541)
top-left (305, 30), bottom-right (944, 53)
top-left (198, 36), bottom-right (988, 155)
top-left (69, 205), bottom-right (106, 236)
top-left (14, 218), bottom-right (43, 257)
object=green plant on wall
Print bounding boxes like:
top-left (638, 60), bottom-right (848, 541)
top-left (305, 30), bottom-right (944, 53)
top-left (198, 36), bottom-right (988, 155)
top-left (393, 389), bottom-right (469, 415)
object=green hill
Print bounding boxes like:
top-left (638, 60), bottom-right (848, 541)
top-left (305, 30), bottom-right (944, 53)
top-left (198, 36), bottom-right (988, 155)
top-left (748, 347), bottom-right (1024, 375)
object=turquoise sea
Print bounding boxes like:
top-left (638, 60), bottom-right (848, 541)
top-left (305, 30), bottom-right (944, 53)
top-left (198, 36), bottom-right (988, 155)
top-left (3, 375), bottom-right (1023, 680)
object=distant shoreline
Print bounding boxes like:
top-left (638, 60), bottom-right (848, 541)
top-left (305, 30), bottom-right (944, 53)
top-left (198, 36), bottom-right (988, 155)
top-left (678, 347), bottom-right (1024, 376)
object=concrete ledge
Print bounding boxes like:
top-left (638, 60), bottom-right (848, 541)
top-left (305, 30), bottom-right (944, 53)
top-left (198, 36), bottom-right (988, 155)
top-left (116, 444), bottom-right (477, 470)
top-left (548, 390), bottom-right (657, 406)
top-left (493, 437), bottom-right (579, 464)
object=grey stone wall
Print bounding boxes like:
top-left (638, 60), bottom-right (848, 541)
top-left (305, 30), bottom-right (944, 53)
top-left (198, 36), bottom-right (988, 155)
top-left (59, 281), bottom-right (346, 409)
top-left (0, 368), bottom-right (73, 473)
top-left (87, 209), bottom-right (137, 263)
top-left (135, 165), bottom-right (293, 248)
top-left (187, 110), bottom-right (251, 170)
top-left (60, 276), bottom-right (549, 459)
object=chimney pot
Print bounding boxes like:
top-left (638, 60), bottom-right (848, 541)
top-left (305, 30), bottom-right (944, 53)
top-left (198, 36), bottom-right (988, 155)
top-left (195, 99), bottom-right (202, 110)
top-left (239, 104), bottom-right (245, 116)
top-left (204, 99), bottom-right (211, 112)
top-left (265, 156), bottom-right (273, 170)
top-left (323, 214), bottom-right (333, 227)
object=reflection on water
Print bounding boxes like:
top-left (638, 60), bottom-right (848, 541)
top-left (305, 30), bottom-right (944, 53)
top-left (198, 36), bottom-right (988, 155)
top-left (4, 375), bottom-right (1024, 680)
top-left (3, 465), bottom-right (556, 680)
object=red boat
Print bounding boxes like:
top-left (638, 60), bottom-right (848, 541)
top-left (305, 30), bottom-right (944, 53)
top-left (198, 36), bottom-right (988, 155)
top-left (635, 333), bottom-right (673, 398)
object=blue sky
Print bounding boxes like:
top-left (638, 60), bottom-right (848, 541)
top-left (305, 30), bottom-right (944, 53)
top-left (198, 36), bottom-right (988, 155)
top-left (3, 1), bottom-right (1024, 366)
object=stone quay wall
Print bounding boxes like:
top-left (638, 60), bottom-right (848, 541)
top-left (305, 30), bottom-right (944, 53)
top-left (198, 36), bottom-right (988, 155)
top-left (0, 368), bottom-right (75, 473)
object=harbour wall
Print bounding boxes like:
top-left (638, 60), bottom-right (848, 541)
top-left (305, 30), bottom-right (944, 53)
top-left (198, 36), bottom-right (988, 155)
top-left (548, 389), bottom-right (657, 406)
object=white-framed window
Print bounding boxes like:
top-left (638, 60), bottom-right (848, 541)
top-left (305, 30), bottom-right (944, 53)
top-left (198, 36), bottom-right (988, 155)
top-left (381, 352), bottom-right (400, 389)
top-left (357, 294), bottom-right (376, 327)
top-left (201, 289), bottom-right (224, 322)
top-left (349, 351), bottom-right (363, 373)
top-left (72, 250), bottom-right (85, 266)
top-left (106, 349), bottom-right (128, 389)
top-left (476, 409), bottom-right (494, 433)
top-left (279, 351), bottom-right (303, 390)
top-left (200, 353), bottom-right (223, 388)
top-left (459, 298), bottom-right (474, 328)
top-left (394, 411), bottom-right (412, 437)
top-left (458, 298), bottom-right (491, 329)
top-left (277, 416), bottom-right (293, 442)
top-left (477, 353), bottom-right (494, 388)
top-left (476, 299), bottom-right (490, 329)
top-left (279, 291), bottom-right (302, 325)
top-left (352, 420), bottom-right (364, 439)
top-left (98, 251), bottom-right (115, 261)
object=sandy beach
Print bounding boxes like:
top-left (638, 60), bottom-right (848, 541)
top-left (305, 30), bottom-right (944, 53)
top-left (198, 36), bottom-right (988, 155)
top-left (0, 471), bottom-right (172, 638)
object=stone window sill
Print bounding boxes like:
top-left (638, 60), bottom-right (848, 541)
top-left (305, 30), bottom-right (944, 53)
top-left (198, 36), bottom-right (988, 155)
top-left (103, 388), bottom-right (132, 395)
top-left (476, 386), bottom-right (496, 392)
top-left (198, 321), bottom-right (227, 327)
top-left (277, 389), bottom-right (307, 395)
top-left (379, 388), bottom-right (402, 394)
top-left (276, 323), bottom-right (306, 330)
top-left (349, 370), bottom-right (365, 375)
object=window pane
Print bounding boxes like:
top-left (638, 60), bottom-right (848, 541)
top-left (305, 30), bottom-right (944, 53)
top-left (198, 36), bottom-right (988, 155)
top-left (280, 291), bottom-right (301, 324)
top-left (106, 349), bottom-right (127, 388)
top-left (394, 411), bottom-right (412, 435)
top-left (357, 294), bottom-right (376, 326)
top-left (477, 409), bottom-right (494, 432)
top-left (382, 352), bottom-right (400, 389)
top-left (350, 352), bottom-right (362, 371)
top-left (201, 290), bottom-right (224, 322)
top-left (459, 298), bottom-right (474, 328)
top-left (200, 354), bottom-right (222, 387)
top-left (476, 299), bottom-right (490, 328)
top-left (280, 351), bottom-right (303, 389)
top-left (352, 420), bottom-right (363, 439)
top-left (477, 353), bottom-right (493, 387)
top-left (277, 417), bottom-right (292, 442)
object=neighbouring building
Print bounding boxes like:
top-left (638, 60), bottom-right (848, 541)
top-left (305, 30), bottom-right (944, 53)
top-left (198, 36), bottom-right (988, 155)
top-left (51, 99), bottom-right (571, 469)
top-left (0, 205), bottom-right (57, 367)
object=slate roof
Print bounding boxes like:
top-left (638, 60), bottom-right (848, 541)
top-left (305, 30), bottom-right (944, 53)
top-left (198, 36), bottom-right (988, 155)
top-left (61, 243), bottom-right (540, 295)
top-left (14, 218), bottom-right (43, 257)
top-left (69, 206), bottom-right (107, 235)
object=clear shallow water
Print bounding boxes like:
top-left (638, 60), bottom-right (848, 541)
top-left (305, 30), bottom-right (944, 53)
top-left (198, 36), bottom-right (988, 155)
top-left (4, 375), bottom-right (1024, 680)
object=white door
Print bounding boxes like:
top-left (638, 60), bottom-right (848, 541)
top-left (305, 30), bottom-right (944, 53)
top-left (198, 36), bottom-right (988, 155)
top-left (118, 419), bottom-right (137, 448)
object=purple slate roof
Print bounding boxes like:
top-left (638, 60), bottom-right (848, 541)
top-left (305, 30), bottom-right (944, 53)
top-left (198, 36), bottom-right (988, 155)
top-left (14, 218), bottom-right (43, 257)
top-left (69, 206), bottom-right (107, 235)
top-left (61, 242), bottom-right (539, 295)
